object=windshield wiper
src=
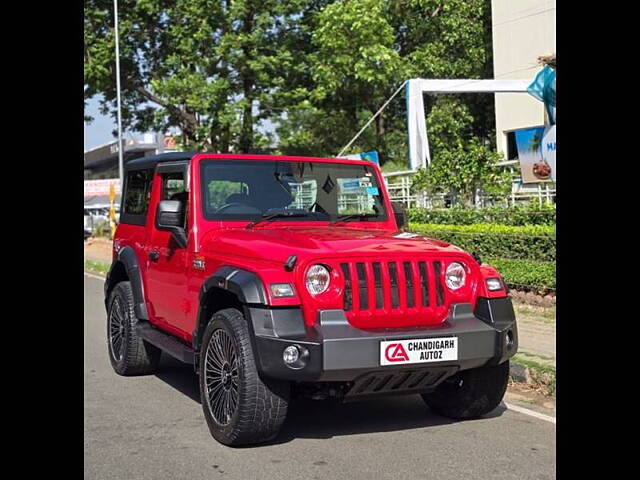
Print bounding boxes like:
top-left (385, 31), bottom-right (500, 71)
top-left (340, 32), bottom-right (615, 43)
top-left (246, 211), bottom-right (310, 229)
top-left (330, 213), bottom-right (378, 224)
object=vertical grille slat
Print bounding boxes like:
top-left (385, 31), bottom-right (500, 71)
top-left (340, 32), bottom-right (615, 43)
top-left (433, 261), bottom-right (445, 306)
top-left (340, 263), bottom-right (352, 311)
top-left (373, 262), bottom-right (383, 309)
top-left (397, 261), bottom-right (407, 309)
top-left (418, 261), bottom-right (430, 307)
top-left (380, 261), bottom-right (393, 310)
top-left (388, 262), bottom-right (400, 309)
top-left (349, 263), bottom-right (361, 311)
top-left (403, 262), bottom-right (414, 308)
top-left (356, 262), bottom-right (368, 310)
top-left (364, 262), bottom-right (376, 311)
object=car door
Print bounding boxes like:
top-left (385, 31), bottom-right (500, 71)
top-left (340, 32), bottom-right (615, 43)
top-left (144, 163), bottom-right (192, 338)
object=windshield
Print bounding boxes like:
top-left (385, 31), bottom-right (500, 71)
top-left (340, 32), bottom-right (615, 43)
top-left (200, 159), bottom-right (387, 222)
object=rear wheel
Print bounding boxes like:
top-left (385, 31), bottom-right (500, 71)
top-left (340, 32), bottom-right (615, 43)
top-left (199, 308), bottom-right (289, 446)
top-left (421, 361), bottom-right (509, 419)
top-left (107, 281), bottom-right (161, 376)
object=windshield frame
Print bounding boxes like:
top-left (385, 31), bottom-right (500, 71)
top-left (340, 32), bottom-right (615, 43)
top-left (198, 157), bottom-right (389, 224)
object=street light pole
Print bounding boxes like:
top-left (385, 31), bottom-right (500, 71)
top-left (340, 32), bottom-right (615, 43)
top-left (114, 0), bottom-right (124, 186)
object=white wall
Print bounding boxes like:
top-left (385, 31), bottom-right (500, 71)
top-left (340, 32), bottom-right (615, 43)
top-left (492, 0), bottom-right (556, 156)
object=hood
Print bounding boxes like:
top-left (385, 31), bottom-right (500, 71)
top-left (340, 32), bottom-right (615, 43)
top-left (200, 226), bottom-right (466, 264)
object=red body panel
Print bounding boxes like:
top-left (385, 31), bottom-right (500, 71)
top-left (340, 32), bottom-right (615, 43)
top-left (114, 154), bottom-right (508, 342)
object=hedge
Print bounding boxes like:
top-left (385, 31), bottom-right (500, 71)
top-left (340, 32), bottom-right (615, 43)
top-left (407, 204), bottom-right (555, 226)
top-left (485, 258), bottom-right (556, 295)
top-left (409, 223), bottom-right (556, 262)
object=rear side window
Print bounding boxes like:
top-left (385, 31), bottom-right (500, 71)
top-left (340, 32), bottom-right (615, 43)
top-left (121, 169), bottom-right (153, 225)
top-left (161, 172), bottom-right (186, 200)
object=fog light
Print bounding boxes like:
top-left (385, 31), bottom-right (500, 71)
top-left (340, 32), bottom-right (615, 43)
top-left (505, 329), bottom-right (514, 349)
top-left (486, 277), bottom-right (503, 291)
top-left (283, 345), bottom-right (300, 365)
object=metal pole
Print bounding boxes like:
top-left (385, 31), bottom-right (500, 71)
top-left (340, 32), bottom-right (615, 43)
top-left (336, 80), bottom-right (407, 158)
top-left (114, 0), bottom-right (124, 186)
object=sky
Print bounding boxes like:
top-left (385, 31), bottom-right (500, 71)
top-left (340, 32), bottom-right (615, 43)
top-left (84, 94), bottom-right (278, 151)
top-left (84, 95), bottom-right (120, 150)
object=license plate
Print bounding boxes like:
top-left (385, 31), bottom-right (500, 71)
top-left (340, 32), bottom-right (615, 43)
top-left (380, 337), bottom-right (458, 366)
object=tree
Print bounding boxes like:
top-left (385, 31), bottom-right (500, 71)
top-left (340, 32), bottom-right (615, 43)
top-left (276, 0), bottom-right (496, 163)
top-left (410, 96), bottom-right (510, 206)
top-left (84, 0), bottom-right (309, 151)
top-left (85, 0), bottom-right (499, 174)
top-left (411, 140), bottom-right (510, 207)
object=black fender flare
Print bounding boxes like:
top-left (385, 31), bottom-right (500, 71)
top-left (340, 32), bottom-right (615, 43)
top-left (193, 266), bottom-right (268, 350)
top-left (104, 246), bottom-right (148, 320)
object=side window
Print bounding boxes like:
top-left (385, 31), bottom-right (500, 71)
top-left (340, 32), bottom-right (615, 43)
top-left (160, 171), bottom-right (188, 229)
top-left (121, 169), bottom-right (153, 225)
top-left (161, 172), bottom-right (186, 200)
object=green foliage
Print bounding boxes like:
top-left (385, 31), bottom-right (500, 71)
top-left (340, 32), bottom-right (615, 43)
top-left (411, 134), bottom-right (511, 206)
top-left (488, 258), bottom-right (556, 295)
top-left (94, 220), bottom-right (112, 238)
top-left (381, 159), bottom-right (411, 174)
top-left (85, 259), bottom-right (111, 275)
top-left (407, 204), bottom-right (556, 226)
top-left (409, 223), bottom-right (556, 262)
top-left (85, 0), bottom-right (309, 151)
top-left (85, 0), bottom-right (498, 175)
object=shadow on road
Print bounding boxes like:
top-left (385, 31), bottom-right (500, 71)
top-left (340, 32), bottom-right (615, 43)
top-left (154, 353), bottom-right (507, 445)
top-left (155, 354), bottom-right (201, 403)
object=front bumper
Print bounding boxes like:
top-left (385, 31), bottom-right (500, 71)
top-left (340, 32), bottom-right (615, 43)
top-left (248, 297), bottom-right (518, 383)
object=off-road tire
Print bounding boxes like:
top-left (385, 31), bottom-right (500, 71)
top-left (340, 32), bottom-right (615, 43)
top-left (421, 361), bottom-right (510, 419)
top-left (107, 281), bottom-right (161, 376)
top-left (199, 308), bottom-right (289, 446)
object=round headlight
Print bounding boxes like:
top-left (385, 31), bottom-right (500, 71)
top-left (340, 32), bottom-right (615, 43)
top-left (445, 262), bottom-right (466, 290)
top-left (306, 264), bottom-right (330, 294)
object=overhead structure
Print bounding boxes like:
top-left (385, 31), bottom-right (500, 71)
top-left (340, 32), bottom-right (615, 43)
top-left (406, 79), bottom-right (531, 170)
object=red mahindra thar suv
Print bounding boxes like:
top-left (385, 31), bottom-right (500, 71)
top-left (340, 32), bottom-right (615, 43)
top-left (105, 152), bottom-right (518, 446)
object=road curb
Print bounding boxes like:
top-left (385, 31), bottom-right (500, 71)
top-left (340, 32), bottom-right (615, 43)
top-left (84, 271), bottom-right (106, 281)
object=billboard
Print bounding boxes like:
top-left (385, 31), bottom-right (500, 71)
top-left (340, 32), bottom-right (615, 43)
top-left (515, 126), bottom-right (556, 183)
top-left (340, 150), bottom-right (380, 165)
top-left (84, 178), bottom-right (121, 197)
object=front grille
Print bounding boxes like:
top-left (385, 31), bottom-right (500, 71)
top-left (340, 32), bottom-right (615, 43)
top-left (340, 259), bottom-right (446, 313)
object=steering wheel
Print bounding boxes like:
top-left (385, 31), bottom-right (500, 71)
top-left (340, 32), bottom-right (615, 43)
top-left (215, 203), bottom-right (261, 214)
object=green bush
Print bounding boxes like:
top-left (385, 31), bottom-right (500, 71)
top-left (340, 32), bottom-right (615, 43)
top-left (409, 223), bottom-right (556, 262)
top-left (485, 258), bottom-right (556, 295)
top-left (407, 204), bottom-right (555, 226)
top-left (94, 220), bottom-right (112, 238)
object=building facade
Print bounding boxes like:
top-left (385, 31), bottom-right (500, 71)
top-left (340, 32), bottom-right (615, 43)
top-left (492, 0), bottom-right (556, 160)
top-left (84, 133), bottom-right (179, 180)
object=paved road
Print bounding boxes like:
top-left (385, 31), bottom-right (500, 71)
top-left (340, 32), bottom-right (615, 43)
top-left (84, 275), bottom-right (555, 480)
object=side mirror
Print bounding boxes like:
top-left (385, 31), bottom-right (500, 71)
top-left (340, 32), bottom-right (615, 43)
top-left (156, 200), bottom-right (187, 248)
top-left (391, 202), bottom-right (408, 231)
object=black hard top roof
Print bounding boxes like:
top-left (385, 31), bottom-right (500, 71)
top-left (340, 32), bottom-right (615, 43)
top-left (125, 151), bottom-right (196, 170)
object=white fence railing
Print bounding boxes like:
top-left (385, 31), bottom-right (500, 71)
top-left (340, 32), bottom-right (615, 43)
top-left (382, 172), bottom-right (556, 208)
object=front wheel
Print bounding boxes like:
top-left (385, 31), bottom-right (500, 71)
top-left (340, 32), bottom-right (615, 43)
top-left (421, 361), bottom-right (510, 419)
top-left (199, 308), bottom-right (289, 446)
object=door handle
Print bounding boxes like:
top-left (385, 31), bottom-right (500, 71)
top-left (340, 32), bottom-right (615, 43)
top-left (148, 249), bottom-right (160, 262)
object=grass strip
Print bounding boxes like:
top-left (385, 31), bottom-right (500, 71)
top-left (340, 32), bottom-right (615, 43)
top-left (511, 354), bottom-right (556, 397)
top-left (84, 259), bottom-right (110, 276)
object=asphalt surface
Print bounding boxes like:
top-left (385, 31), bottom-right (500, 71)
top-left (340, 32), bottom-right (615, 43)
top-left (84, 274), bottom-right (556, 480)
